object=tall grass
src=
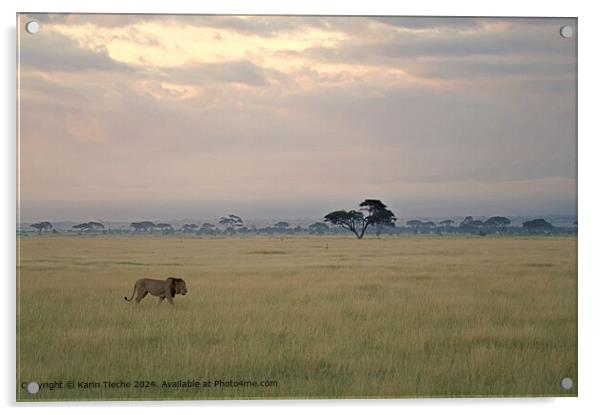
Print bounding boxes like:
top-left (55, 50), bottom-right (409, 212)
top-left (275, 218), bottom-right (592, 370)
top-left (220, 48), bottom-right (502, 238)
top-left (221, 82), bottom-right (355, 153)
top-left (17, 235), bottom-right (577, 400)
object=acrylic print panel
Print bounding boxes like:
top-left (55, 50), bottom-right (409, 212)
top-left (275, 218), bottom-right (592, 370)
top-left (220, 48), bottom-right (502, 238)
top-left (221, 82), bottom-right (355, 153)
top-left (16, 14), bottom-right (577, 401)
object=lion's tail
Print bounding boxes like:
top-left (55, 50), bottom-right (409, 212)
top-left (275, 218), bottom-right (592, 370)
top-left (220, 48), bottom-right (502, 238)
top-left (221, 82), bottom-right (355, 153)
top-left (124, 283), bottom-right (136, 302)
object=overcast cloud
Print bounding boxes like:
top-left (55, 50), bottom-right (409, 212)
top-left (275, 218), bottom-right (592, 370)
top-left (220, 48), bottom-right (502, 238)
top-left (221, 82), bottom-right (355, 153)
top-left (17, 15), bottom-right (576, 222)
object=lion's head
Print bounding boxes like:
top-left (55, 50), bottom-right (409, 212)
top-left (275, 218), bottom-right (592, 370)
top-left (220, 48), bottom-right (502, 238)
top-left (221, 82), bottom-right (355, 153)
top-left (172, 277), bottom-right (188, 296)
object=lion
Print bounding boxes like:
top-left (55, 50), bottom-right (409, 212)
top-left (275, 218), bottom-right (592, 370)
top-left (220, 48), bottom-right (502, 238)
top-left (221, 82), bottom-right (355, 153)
top-left (124, 277), bottom-right (188, 305)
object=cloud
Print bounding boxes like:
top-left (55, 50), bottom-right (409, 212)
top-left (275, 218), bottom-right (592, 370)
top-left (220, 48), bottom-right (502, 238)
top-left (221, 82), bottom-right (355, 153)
top-left (22, 13), bottom-right (166, 28)
top-left (164, 60), bottom-right (285, 87)
top-left (185, 15), bottom-right (317, 36)
top-left (19, 30), bottom-right (133, 72)
top-left (297, 17), bottom-right (575, 82)
top-left (17, 15), bottom-right (577, 220)
top-left (23, 14), bottom-right (333, 37)
top-left (409, 56), bottom-right (575, 80)
top-left (365, 28), bottom-right (568, 59)
top-left (370, 16), bottom-right (482, 30)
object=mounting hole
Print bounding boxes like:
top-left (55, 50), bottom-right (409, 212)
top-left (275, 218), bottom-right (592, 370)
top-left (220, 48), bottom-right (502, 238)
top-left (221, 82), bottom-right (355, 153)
top-left (559, 25), bottom-right (573, 38)
top-left (26, 381), bottom-right (40, 394)
top-left (25, 21), bottom-right (40, 34)
top-left (560, 377), bottom-right (574, 390)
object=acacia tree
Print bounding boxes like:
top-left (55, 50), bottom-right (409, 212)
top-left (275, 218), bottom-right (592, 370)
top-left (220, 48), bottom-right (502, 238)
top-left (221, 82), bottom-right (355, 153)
top-left (30, 221), bottom-right (53, 235)
top-left (359, 199), bottom-right (396, 237)
top-left (219, 214), bottom-right (244, 232)
top-left (484, 216), bottom-right (511, 233)
top-left (273, 221), bottom-right (290, 230)
top-left (73, 221), bottom-right (105, 232)
top-left (181, 224), bottom-right (199, 233)
top-left (459, 216), bottom-right (482, 233)
top-left (155, 223), bottom-right (174, 233)
top-left (439, 219), bottom-right (454, 228)
top-left (406, 219), bottom-right (423, 233)
top-left (523, 218), bottom-right (554, 233)
top-left (324, 199), bottom-right (396, 239)
top-left (87, 221), bottom-right (105, 231)
top-left (459, 216), bottom-right (473, 228)
top-left (73, 222), bottom-right (90, 232)
top-left (324, 210), bottom-right (365, 238)
top-left (130, 221), bottom-right (155, 232)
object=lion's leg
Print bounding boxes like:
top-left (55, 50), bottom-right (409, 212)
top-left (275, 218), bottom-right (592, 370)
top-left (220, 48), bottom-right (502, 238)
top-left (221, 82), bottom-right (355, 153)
top-left (166, 295), bottom-right (175, 305)
top-left (135, 291), bottom-right (148, 303)
top-left (158, 296), bottom-right (165, 305)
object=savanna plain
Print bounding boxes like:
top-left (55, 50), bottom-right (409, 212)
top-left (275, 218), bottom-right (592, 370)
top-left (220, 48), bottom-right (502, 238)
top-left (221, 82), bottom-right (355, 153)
top-left (17, 235), bottom-right (577, 400)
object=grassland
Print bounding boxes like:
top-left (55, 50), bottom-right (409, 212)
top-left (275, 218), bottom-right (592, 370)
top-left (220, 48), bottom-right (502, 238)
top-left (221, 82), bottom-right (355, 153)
top-left (16, 235), bottom-right (577, 401)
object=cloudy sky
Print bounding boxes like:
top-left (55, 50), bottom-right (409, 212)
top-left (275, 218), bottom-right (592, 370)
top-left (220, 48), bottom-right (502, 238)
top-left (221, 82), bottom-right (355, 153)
top-left (18, 14), bottom-right (576, 222)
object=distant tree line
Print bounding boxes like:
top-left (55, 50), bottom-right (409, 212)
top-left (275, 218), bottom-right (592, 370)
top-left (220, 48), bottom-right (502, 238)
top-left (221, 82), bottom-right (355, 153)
top-left (402, 216), bottom-right (564, 236)
top-left (21, 210), bottom-right (576, 237)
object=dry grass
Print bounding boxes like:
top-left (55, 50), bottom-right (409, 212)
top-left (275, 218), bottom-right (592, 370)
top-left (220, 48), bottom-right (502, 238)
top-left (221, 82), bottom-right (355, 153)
top-left (17, 235), bottom-right (577, 401)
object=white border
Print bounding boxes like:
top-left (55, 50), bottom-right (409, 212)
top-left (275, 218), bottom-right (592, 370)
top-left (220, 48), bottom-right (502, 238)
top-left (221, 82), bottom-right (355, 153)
top-left (3, 1), bottom-right (601, 414)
